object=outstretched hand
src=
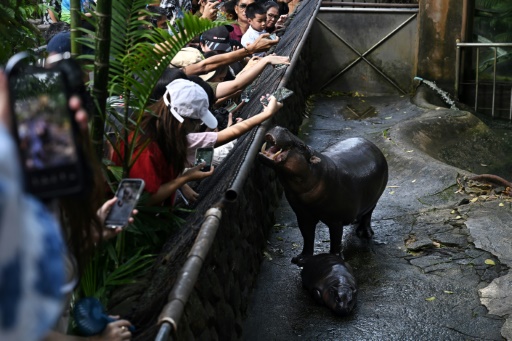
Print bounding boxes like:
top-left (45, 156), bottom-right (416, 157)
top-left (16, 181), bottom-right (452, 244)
top-left (263, 54), bottom-right (290, 66)
top-left (248, 33), bottom-right (279, 53)
top-left (261, 95), bottom-right (283, 114)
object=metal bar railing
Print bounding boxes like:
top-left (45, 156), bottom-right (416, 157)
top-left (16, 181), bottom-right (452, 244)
top-left (155, 207), bottom-right (223, 341)
top-left (455, 41), bottom-right (512, 120)
top-left (320, 2), bottom-right (418, 8)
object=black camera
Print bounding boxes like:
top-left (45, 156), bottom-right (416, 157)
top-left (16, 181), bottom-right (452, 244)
top-left (5, 52), bottom-right (88, 199)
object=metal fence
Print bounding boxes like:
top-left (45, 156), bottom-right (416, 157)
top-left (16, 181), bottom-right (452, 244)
top-left (321, 0), bottom-right (418, 6)
top-left (455, 41), bottom-right (512, 120)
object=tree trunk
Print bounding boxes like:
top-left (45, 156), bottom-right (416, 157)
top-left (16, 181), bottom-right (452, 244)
top-left (91, 0), bottom-right (112, 161)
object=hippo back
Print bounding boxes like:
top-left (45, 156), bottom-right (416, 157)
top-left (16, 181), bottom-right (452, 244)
top-left (324, 137), bottom-right (388, 211)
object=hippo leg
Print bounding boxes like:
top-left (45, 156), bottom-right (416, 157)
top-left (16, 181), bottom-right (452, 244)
top-left (292, 213), bottom-right (319, 266)
top-left (355, 205), bottom-right (375, 239)
top-left (327, 223), bottom-right (344, 257)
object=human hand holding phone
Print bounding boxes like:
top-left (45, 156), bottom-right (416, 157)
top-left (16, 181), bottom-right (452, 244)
top-left (260, 87), bottom-right (293, 106)
top-left (104, 179), bottom-right (144, 229)
top-left (202, 0), bottom-right (219, 20)
top-left (195, 147), bottom-right (214, 172)
top-left (182, 163), bottom-right (215, 183)
top-left (6, 52), bottom-right (88, 199)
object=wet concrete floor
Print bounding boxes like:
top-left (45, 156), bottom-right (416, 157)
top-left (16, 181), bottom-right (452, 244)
top-left (243, 94), bottom-right (512, 340)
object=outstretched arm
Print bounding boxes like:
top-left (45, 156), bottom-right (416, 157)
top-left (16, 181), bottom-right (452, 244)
top-left (148, 163), bottom-right (214, 205)
top-left (214, 55), bottom-right (290, 99)
top-left (215, 96), bottom-right (283, 147)
top-left (182, 33), bottom-right (279, 76)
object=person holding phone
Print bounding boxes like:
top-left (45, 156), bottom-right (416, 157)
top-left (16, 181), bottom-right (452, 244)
top-left (193, 0), bottom-right (219, 20)
top-left (0, 68), bottom-right (134, 341)
top-left (112, 78), bottom-right (283, 207)
top-left (0, 70), bottom-right (67, 341)
top-left (46, 88), bottom-right (136, 340)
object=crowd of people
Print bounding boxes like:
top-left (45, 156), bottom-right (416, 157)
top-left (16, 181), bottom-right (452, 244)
top-left (0, 0), bottom-right (302, 339)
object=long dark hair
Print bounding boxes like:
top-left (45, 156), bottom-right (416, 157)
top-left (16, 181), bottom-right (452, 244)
top-left (137, 99), bottom-right (190, 176)
top-left (59, 124), bottom-right (104, 277)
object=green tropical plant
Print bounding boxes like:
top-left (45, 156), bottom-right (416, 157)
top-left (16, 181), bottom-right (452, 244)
top-left (474, 0), bottom-right (512, 76)
top-left (0, 0), bottom-right (46, 64)
top-left (73, 0), bottom-right (226, 307)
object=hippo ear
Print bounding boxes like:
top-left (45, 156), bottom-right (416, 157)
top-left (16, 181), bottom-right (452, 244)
top-left (312, 289), bottom-right (323, 304)
top-left (305, 146), bottom-right (321, 164)
top-left (309, 156), bottom-right (321, 164)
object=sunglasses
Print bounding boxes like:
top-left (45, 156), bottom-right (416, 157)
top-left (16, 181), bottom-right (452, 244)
top-left (237, 3), bottom-right (249, 9)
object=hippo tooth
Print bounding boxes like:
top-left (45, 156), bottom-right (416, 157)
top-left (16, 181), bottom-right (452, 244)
top-left (261, 142), bottom-right (267, 153)
top-left (272, 149), bottom-right (283, 160)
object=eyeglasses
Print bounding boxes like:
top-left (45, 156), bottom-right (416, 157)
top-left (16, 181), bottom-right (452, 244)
top-left (267, 13), bottom-right (278, 19)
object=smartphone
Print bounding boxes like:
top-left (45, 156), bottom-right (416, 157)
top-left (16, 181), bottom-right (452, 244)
top-left (260, 87), bottom-right (294, 106)
top-left (6, 52), bottom-right (86, 199)
top-left (269, 33), bottom-right (277, 40)
top-left (105, 179), bottom-right (145, 229)
top-left (195, 147), bottom-right (214, 172)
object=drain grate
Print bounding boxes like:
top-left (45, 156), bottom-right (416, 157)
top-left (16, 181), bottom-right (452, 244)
top-left (343, 102), bottom-right (377, 119)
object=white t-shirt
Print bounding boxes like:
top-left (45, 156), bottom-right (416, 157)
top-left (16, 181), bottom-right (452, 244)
top-left (241, 26), bottom-right (267, 57)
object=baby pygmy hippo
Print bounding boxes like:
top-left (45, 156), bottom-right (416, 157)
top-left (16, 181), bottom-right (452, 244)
top-left (301, 253), bottom-right (357, 316)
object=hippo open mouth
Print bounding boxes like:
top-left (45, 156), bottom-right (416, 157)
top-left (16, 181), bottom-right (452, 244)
top-left (259, 133), bottom-right (290, 163)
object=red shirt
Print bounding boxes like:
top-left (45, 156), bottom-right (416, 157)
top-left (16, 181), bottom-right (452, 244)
top-left (229, 23), bottom-right (243, 43)
top-left (112, 137), bottom-right (176, 205)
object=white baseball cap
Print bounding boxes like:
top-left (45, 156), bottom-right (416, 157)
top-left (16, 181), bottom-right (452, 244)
top-left (163, 79), bottom-right (218, 129)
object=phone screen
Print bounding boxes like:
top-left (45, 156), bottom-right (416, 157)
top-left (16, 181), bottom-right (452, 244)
top-left (8, 65), bottom-right (84, 198)
top-left (11, 69), bottom-right (77, 171)
top-left (195, 148), bottom-right (214, 172)
top-left (260, 87), bottom-right (294, 106)
top-left (105, 179), bottom-right (145, 228)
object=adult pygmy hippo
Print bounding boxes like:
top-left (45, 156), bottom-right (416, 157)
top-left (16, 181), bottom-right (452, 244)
top-left (259, 126), bottom-right (388, 265)
top-left (301, 253), bottom-right (357, 316)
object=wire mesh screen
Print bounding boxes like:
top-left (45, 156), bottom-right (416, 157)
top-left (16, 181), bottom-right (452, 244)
top-left (183, 1), bottom-right (317, 221)
top-left (127, 1), bottom-right (320, 337)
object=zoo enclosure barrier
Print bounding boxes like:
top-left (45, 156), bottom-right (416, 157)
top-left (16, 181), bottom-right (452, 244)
top-left (149, 0), bottom-right (322, 340)
top-left (455, 41), bottom-right (512, 121)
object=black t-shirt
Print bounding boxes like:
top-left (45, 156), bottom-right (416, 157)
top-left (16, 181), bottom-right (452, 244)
top-left (278, 2), bottom-right (289, 16)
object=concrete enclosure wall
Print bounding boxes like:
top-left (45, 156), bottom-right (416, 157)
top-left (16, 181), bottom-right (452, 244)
top-left (309, 6), bottom-right (419, 95)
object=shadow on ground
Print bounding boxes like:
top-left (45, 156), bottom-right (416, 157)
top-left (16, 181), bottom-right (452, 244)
top-left (242, 86), bottom-right (512, 340)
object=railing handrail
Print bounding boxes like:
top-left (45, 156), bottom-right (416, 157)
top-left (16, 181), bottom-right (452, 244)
top-left (457, 42), bottom-right (512, 48)
top-left (455, 40), bottom-right (512, 121)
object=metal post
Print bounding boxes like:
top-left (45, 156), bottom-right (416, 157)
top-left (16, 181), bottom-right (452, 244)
top-left (509, 86), bottom-right (512, 121)
top-left (455, 40), bottom-right (460, 101)
top-left (492, 47), bottom-right (497, 118)
top-left (475, 47), bottom-right (479, 112)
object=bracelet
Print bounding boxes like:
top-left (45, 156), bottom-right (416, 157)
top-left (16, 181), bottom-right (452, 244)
top-left (243, 46), bottom-right (250, 56)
